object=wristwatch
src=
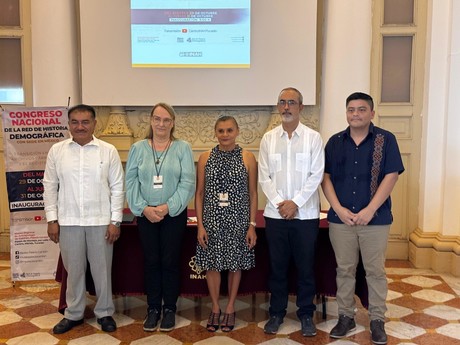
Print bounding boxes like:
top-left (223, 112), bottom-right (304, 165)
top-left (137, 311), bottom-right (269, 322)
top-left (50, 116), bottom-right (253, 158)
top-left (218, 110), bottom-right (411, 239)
top-left (110, 220), bottom-right (121, 227)
top-left (249, 221), bottom-right (256, 227)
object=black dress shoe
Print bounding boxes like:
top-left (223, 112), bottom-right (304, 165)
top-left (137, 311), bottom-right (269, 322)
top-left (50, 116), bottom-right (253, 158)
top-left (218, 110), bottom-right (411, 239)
top-left (53, 318), bottom-right (84, 334)
top-left (97, 316), bottom-right (117, 332)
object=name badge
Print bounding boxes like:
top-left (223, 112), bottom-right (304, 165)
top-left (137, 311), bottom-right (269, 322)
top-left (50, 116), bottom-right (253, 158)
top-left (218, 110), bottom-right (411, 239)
top-left (153, 175), bottom-right (163, 189)
top-left (218, 192), bottom-right (229, 207)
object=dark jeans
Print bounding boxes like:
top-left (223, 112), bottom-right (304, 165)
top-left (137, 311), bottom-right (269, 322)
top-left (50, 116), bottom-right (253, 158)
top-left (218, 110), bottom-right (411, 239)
top-left (265, 217), bottom-right (319, 318)
top-left (137, 209), bottom-right (187, 312)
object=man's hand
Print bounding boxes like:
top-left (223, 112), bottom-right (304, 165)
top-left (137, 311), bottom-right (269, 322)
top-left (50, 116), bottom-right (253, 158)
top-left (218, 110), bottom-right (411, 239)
top-left (334, 206), bottom-right (358, 226)
top-left (352, 206), bottom-right (375, 226)
top-left (277, 200), bottom-right (298, 220)
top-left (106, 224), bottom-right (120, 244)
top-left (47, 222), bottom-right (60, 243)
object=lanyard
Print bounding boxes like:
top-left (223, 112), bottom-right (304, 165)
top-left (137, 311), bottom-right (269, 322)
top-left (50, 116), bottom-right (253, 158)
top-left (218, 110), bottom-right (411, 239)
top-left (151, 139), bottom-right (171, 177)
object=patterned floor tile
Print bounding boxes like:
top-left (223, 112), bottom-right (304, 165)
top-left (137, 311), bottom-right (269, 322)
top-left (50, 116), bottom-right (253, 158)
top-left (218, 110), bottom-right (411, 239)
top-left (6, 331), bottom-right (59, 345)
top-left (401, 311), bottom-right (448, 329)
top-left (412, 289), bottom-right (455, 303)
top-left (402, 275), bottom-right (443, 288)
top-left (435, 323), bottom-right (460, 340)
top-left (385, 320), bottom-right (426, 339)
top-left (423, 304), bottom-right (460, 320)
top-left (0, 256), bottom-right (459, 344)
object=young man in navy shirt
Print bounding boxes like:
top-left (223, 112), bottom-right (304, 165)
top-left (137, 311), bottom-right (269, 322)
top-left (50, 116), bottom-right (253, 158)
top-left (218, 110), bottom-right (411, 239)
top-left (322, 92), bottom-right (404, 345)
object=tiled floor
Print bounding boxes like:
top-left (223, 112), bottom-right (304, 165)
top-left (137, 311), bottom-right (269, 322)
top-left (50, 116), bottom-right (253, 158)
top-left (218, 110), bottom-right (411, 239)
top-left (0, 254), bottom-right (459, 345)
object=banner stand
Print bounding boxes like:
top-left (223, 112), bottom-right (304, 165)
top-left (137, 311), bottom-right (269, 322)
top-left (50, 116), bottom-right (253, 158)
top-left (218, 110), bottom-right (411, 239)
top-left (1, 107), bottom-right (69, 281)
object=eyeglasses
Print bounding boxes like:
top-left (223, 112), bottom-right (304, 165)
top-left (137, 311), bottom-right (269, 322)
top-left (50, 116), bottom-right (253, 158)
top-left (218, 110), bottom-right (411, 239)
top-left (152, 116), bottom-right (173, 125)
top-left (277, 100), bottom-right (298, 107)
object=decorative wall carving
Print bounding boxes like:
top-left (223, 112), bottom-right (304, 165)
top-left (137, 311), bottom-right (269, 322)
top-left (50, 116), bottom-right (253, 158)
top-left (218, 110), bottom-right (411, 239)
top-left (132, 109), bottom-right (151, 140)
top-left (174, 107), bottom-right (269, 148)
top-left (95, 105), bottom-right (320, 155)
top-left (101, 107), bottom-right (133, 136)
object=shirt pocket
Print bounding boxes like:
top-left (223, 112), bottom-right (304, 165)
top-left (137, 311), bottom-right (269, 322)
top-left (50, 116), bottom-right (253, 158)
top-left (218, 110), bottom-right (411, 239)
top-left (97, 161), bottom-right (110, 185)
top-left (296, 152), bottom-right (311, 173)
top-left (268, 153), bottom-right (282, 174)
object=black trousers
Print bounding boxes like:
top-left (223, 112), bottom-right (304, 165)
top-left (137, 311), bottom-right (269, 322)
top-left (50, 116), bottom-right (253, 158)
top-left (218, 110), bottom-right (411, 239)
top-left (265, 217), bottom-right (319, 318)
top-left (137, 209), bottom-right (187, 312)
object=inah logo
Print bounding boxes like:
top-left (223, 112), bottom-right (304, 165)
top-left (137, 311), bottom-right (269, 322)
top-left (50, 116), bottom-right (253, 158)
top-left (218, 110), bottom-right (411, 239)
top-left (188, 256), bottom-right (204, 275)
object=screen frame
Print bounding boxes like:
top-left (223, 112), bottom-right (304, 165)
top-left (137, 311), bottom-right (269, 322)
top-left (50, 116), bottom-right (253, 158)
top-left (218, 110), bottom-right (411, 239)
top-left (78, 0), bottom-right (317, 106)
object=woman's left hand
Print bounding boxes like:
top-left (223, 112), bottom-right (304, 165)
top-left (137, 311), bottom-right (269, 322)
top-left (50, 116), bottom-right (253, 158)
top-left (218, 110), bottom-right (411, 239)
top-left (197, 225), bottom-right (208, 249)
top-left (143, 206), bottom-right (164, 223)
top-left (246, 226), bottom-right (257, 249)
top-left (152, 204), bottom-right (169, 218)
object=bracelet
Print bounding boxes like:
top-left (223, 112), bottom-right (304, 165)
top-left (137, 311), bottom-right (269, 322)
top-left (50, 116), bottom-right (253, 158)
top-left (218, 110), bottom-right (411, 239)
top-left (249, 221), bottom-right (256, 227)
top-left (48, 220), bottom-right (58, 224)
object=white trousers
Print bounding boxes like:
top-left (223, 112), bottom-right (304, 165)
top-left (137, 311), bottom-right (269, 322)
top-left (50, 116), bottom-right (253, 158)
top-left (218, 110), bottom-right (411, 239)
top-left (59, 225), bottom-right (114, 320)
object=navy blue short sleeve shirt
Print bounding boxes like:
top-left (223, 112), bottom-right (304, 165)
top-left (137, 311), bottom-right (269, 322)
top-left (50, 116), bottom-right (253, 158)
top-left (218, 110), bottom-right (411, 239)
top-left (324, 123), bottom-right (404, 225)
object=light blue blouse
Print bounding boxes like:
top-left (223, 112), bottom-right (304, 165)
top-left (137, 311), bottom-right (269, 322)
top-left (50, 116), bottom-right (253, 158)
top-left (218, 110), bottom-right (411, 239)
top-left (125, 139), bottom-right (196, 217)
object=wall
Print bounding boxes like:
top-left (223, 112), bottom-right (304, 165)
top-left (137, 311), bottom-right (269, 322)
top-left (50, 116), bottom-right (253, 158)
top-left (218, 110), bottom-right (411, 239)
top-left (410, 0), bottom-right (460, 276)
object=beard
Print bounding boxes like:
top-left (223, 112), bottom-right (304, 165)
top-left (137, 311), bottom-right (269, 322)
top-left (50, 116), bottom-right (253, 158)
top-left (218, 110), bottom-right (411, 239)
top-left (281, 112), bottom-right (296, 123)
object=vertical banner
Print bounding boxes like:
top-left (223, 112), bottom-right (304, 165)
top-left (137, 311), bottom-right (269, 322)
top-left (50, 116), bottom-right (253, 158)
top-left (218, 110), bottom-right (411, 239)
top-left (1, 107), bottom-right (69, 281)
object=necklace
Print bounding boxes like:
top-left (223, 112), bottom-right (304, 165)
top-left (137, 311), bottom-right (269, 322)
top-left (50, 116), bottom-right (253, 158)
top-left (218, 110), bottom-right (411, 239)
top-left (151, 139), bottom-right (171, 164)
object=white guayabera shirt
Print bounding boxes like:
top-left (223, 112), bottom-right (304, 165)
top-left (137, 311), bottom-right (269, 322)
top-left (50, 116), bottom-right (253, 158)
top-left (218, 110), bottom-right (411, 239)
top-left (258, 123), bottom-right (324, 220)
top-left (43, 136), bottom-right (125, 226)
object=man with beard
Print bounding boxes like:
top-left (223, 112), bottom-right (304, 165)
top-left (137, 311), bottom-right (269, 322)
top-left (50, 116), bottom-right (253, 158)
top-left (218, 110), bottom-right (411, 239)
top-left (258, 87), bottom-right (324, 336)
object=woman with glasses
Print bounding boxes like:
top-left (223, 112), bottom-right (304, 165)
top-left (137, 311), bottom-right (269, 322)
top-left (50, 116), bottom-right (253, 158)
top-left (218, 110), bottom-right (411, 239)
top-left (125, 102), bottom-right (195, 333)
top-left (195, 115), bottom-right (258, 332)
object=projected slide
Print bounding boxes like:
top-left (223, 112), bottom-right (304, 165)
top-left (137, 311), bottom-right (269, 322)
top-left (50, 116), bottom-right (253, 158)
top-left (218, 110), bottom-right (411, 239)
top-left (131, 0), bottom-right (250, 68)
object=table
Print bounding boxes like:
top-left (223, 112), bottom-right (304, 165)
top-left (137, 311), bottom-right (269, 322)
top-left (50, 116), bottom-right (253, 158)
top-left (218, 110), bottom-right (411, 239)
top-left (56, 210), bottom-right (368, 315)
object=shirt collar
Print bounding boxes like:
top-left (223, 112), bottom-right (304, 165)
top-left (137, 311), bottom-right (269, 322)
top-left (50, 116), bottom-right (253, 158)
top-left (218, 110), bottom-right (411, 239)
top-left (69, 135), bottom-right (99, 147)
top-left (280, 123), bottom-right (302, 138)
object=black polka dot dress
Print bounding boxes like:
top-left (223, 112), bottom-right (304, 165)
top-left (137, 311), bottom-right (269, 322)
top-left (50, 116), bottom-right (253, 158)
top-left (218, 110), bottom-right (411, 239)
top-left (195, 145), bottom-right (255, 272)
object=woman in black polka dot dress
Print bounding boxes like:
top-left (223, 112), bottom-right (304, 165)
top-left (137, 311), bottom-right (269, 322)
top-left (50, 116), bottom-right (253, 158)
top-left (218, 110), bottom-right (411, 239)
top-left (195, 116), bottom-right (257, 333)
